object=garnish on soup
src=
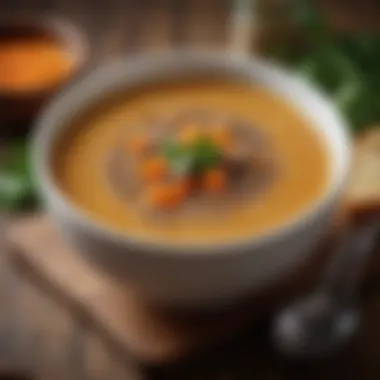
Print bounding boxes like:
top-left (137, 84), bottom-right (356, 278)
top-left (108, 111), bottom-right (278, 214)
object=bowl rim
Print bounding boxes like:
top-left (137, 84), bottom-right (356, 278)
top-left (0, 12), bottom-right (90, 98)
top-left (31, 50), bottom-right (352, 256)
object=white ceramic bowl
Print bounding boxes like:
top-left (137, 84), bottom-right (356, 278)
top-left (32, 51), bottom-right (352, 309)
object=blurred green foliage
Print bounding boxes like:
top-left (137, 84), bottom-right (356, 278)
top-left (268, 1), bottom-right (380, 132)
top-left (0, 140), bottom-right (38, 212)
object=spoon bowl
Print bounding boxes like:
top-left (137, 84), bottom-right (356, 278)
top-left (272, 221), bottom-right (379, 358)
top-left (272, 291), bottom-right (360, 357)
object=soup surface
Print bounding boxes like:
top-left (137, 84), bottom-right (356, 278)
top-left (53, 80), bottom-right (331, 243)
top-left (0, 35), bottom-right (74, 92)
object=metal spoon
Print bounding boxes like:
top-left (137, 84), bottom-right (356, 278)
top-left (272, 221), bottom-right (379, 358)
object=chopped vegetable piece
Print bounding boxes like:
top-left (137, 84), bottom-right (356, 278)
top-left (162, 135), bottom-right (223, 176)
top-left (170, 154), bottom-right (193, 177)
top-left (191, 137), bottom-right (222, 174)
top-left (141, 157), bottom-right (168, 183)
top-left (162, 139), bottom-right (189, 161)
top-left (145, 182), bottom-right (186, 209)
top-left (178, 125), bottom-right (201, 145)
top-left (130, 136), bottom-right (150, 155)
top-left (162, 139), bottom-right (194, 176)
top-left (211, 127), bottom-right (232, 150)
top-left (176, 177), bottom-right (193, 198)
top-left (202, 168), bottom-right (227, 193)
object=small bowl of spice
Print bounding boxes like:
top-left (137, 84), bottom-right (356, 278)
top-left (0, 14), bottom-right (89, 136)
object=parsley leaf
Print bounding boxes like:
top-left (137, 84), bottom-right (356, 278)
top-left (0, 140), bottom-right (38, 212)
top-left (191, 137), bottom-right (222, 174)
top-left (162, 136), bottom-right (222, 176)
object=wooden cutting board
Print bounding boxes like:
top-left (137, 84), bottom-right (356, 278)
top-left (6, 214), bottom-right (380, 365)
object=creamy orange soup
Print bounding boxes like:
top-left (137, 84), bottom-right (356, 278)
top-left (0, 36), bottom-right (74, 92)
top-left (53, 80), bottom-right (331, 243)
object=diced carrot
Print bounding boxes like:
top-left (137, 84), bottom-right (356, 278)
top-left (202, 168), bottom-right (227, 192)
top-left (129, 136), bottom-right (150, 155)
top-left (145, 181), bottom-right (188, 209)
top-left (211, 127), bottom-right (232, 150)
top-left (145, 184), bottom-right (172, 208)
top-left (141, 157), bottom-right (169, 183)
top-left (178, 124), bottom-right (200, 145)
top-left (176, 177), bottom-right (193, 198)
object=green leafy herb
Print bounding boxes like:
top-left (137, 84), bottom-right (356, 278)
top-left (267, 1), bottom-right (380, 133)
top-left (162, 139), bottom-right (193, 176)
top-left (0, 140), bottom-right (38, 212)
top-left (292, 0), bottom-right (330, 42)
top-left (171, 155), bottom-right (193, 176)
top-left (191, 137), bottom-right (222, 174)
top-left (162, 136), bottom-right (222, 176)
top-left (162, 139), bottom-right (188, 161)
top-left (297, 46), bottom-right (359, 93)
top-left (0, 174), bottom-right (30, 211)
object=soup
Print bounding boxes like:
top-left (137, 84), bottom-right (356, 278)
top-left (53, 80), bottom-right (331, 243)
top-left (0, 35), bottom-right (74, 92)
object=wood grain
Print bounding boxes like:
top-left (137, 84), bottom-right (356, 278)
top-left (0, 243), bottom-right (144, 380)
top-left (5, 214), bottom-right (380, 368)
top-left (181, 0), bottom-right (229, 49)
top-left (6, 215), bottom-right (276, 364)
top-left (137, 0), bottom-right (175, 52)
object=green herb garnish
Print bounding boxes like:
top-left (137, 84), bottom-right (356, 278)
top-left (191, 137), bottom-right (222, 174)
top-left (162, 136), bottom-right (222, 176)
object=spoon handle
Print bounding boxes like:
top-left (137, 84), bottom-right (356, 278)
top-left (228, 0), bottom-right (258, 54)
top-left (319, 222), bottom-right (379, 303)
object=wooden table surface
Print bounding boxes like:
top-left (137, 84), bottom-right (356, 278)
top-left (2, 217), bottom-right (380, 380)
top-left (2, 1), bottom-right (380, 379)
top-left (1, 0), bottom-right (230, 60)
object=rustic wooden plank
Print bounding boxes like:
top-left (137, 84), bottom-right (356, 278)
top-left (32, 0), bottom-right (55, 13)
top-left (0, 0), bottom-right (15, 13)
top-left (120, 0), bottom-right (145, 54)
top-left (83, 333), bottom-right (143, 380)
top-left (181, 0), bottom-right (229, 49)
top-left (1, 207), bottom-right (379, 379)
top-left (1, 248), bottom-right (143, 380)
top-left (3, 0), bottom-right (33, 13)
top-left (84, 333), bottom-right (115, 380)
top-left (79, 0), bottom-right (117, 63)
top-left (137, 0), bottom-right (175, 52)
top-left (2, 221), bottom-right (380, 378)
top-left (169, 0), bottom-right (187, 47)
top-left (52, 0), bottom-right (90, 29)
top-left (11, 214), bottom-right (380, 371)
top-left (9, 262), bottom-right (72, 379)
top-left (320, 0), bottom-right (380, 31)
top-left (7, 216), bottom-right (281, 365)
top-left (0, 251), bottom-right (21, 367)
top-left (91, 0), bottom-right (143, 60)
